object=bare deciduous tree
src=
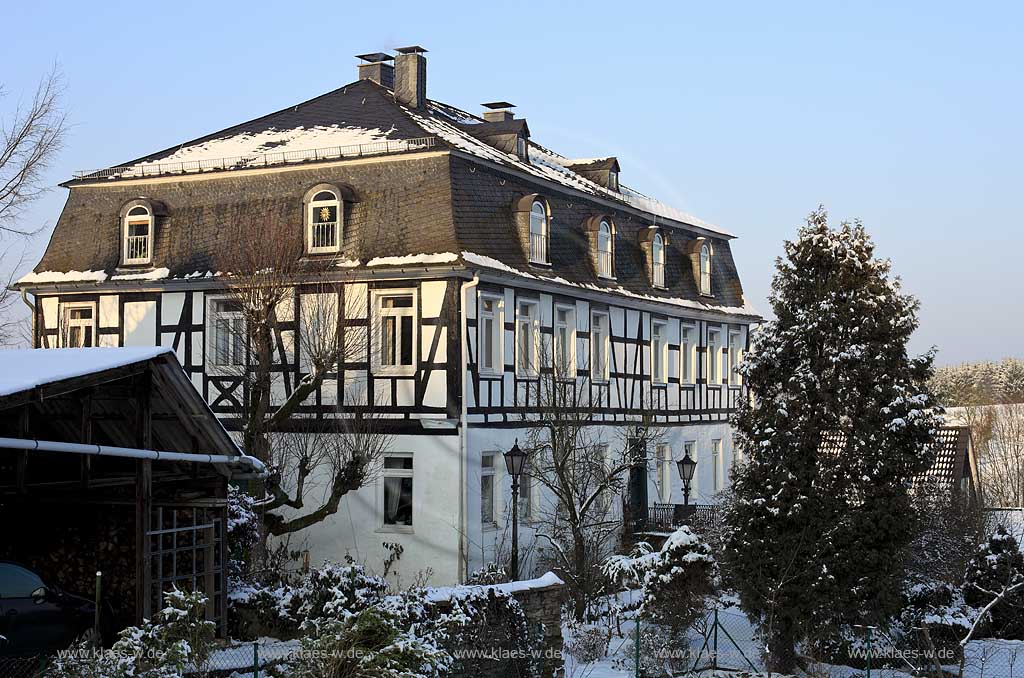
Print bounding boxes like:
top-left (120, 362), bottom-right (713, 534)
top-left (218, 217), bottom-right (390, 537)
top-left (524, 337), bottom-right (662, 620)
top-left (0, 68), bottom-right (67, 346)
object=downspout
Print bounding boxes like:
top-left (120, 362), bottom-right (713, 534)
top-left (458, 272), bottom-right (480, 583)
top-left (20, 289), bottom-right (35, 346)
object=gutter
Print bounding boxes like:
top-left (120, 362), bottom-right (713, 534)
top-left (20, 289), bottom-right (35, 344)
top-left (0, 436), bottom-right (267, 477)
top-left (457, 272), bottom-right (480, 583)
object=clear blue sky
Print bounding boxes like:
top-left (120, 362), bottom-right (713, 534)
top-left (3, 0), bottom-right (1021, 364)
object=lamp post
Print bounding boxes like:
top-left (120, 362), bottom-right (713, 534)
top-left (677, 451), bottom-right (697, 509)
top-left (503, 439), bottom-right (527, 581)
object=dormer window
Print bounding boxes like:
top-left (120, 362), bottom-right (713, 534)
top-left (652, 232), bottom-right (665, 288)
top-left (517, 136), bottom-right (528, 161)
top-left (699, 243), bottom-right (712, 295)
top-left (608, 170), bottom-right (619, 192)
top-left (307, 189), bottom-right (341, 254)
top-left (597, 220), bottom-right (614, 278)
top-left (123, 206), bottom-right (153, 265)
top-left (529, 200), bottom-right (549, 264)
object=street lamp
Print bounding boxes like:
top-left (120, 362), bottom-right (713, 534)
top-left (503, 439), bottom-right (527, 581)
top-left (677, 451), bottom-right (697, 508)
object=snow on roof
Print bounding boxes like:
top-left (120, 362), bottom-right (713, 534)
top-left (0, 347), bottom-right (172, 398)
top-left (366, 252), bottom-right (459, 267)
top-left (135, 124), bottom-right (399, 169)
top-left (16, 270), bottom-right (109, 285)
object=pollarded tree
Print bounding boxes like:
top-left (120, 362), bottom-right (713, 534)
top-left (724, 207), bottom-right (942, 672)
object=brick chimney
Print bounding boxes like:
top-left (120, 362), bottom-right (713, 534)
top-left (394, 46), bottom-right (427, 109)
top-left (355, 52), bottom-right (394, 89)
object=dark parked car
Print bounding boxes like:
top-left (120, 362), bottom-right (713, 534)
top-left (0, 562), bottom-right (96, 657)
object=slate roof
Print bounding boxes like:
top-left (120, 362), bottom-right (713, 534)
top-left (28, 76), bottom-right (757, 318)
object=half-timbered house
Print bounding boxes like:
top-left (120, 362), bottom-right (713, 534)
top-left (17, 47), bottom-right (760, 584)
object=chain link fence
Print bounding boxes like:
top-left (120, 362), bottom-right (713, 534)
top-left (0, 655), bottom-right (49, 678)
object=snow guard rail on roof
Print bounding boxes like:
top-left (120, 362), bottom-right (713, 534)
top-left (73, 135), bottom-right (438, 181)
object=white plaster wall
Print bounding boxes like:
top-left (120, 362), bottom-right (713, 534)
top-left (123, 301), bottom-right (157, 347)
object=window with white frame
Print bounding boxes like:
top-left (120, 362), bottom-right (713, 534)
top-left (375, 292), bottom-right (416, 374)
top-left (728, 330), bottom-right (743, 385)
top-left (479, 296), bottom-right (503, 375)
top-left (529, 201), bottom-right (548, 264)
top-left (61, 303), bottom-right (96, 348)
top-left (684, 441), bottom-right (697, 496)
top-left (651, 319), bottom-right (668, 385)
top-left (554, 305), bottom-right (575, 378)
top-left (123, 206), bottom-right (153, 265)
top-left (608, 170), bottom-right (619, 192)
top-left (516, 136), bottom-right (528, 160)
top-left (481, 453), bottom-right (496, 525)
top-left (594, 443), bottom-right (612, 515)
top-left (680, 323), bottom-right (696, 384)
top-left (307, 190), bottom-right (341, 253)
top-left (597, 220), bottom-right (614, 278)
top-left (652, 232), bottom-right (665, 287)
top-left (516, 300), bottom-right (539, 377)
top-left (209, 298), bottom-right (245, 368)
top-left (591, 311), bottom-right (610, 382)
top-left (382, 454), bottom-right (414, 527)
top-left (708, 328), bottom-right (721, 384)
top-left (655, 443), bottom-right (672, 503)
top-left (712, 439), bottom-right (722, 492)
top-left (699, 244), bottom-right (712, 295)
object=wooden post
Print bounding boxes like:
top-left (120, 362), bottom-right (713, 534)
top-left (135, 373), bottom-right (153, 623)
top-left (80, 392), bottom-right (92, 488)
top-left (16, 406), bottom-right (29, 493)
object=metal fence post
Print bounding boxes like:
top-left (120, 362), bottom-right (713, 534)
top-left (635, 616), bottom-right (641, 678)
top-left (866, 626), bottom-right (872, 678)
top-left (713, 607), bottom-right (719, 671)
top-left (253, 640), bottom-right (260, 678)
top-left (94, 570), bottom-right (102, 648)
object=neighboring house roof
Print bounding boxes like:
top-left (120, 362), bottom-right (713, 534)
top-left (0, 347), bottom-right (243, 464)
top-left (819, 426), bottom-right (978, 496)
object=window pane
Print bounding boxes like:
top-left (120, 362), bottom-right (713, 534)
top-left (382, 316), bottom-right (396, 366)
top-left (383, 477), bottom-right (413, 526)
top-left (400, 315), bottom-right (413, 365)
top-left (313, 191), bottom-right (337, 202)
top-left (384, 456), bottom-right (413, 470)
top-left (481, 316), bottom-right (493, 370)
top-left (383, 296), bottom-right (413, 309)
top-left (481, 475), bottom-right (494, 523)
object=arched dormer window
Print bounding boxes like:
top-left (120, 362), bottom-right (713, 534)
top-left (307, 189), bottom-right (341, 254)
top-left (529, 200), bottom-right (549, 264)
top-left (597, 219), bottom-right (614, 278)
top-left (123, 205), bottom-right (153, 265)
top-left (652, 232), bottom-right (665, 287)
top-left (699, 243), bottom-right (712, 295)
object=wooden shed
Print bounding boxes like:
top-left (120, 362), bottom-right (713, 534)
top-left (0, 347), bottom-right (262, 635)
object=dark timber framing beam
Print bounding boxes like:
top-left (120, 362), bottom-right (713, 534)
top-left (134, 370), bottom-right (153, 624)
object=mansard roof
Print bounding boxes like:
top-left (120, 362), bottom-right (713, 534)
top-left (29, 77), bottom-right (757, 318)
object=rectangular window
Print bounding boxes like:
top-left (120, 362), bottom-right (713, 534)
top-left (729, 330), bottom-right (743, 385)
top-left (209, 298), bottom-right (245, 368)
top-left (375, 292), bottom-right (416, 374)
top-left (655, 443), bottom-right (672, 503)
top-left (591, 311), bottom-right (610, 382)
top-left (595, 443), bottom-right (612, 516)
top-left (516, 300), bottom-right (539, 377)
top-left (308, 197), bottom-right (341, 254)
top-left (708, 328), bottom-right (721, 384)
top-left (680, 323), bottom-right (695, 384)
top-left (383, 454), bottom-right (414, 527)
top-left (481, 453), bottom-right (496, 525)
top-left (651, 320), bottom-right (667, 385)
top-left (554, 305), bottom-right (575, 378)
top-left (124, 219), bottom-right (151, 264)
top-left (479, 296), bottom-right (502, 375)
top-left (712, 439), bottom-right (722, 492)
top-left (61, 303), bottom-right (96, 348)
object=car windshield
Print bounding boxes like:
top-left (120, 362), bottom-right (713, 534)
top-left (0, 563), bottom-right (45, 598)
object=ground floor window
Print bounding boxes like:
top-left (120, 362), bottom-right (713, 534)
top-left (655, 443), bottom-right (672, 502)
top-left (383, 454), bottom-right (413, 527)
top-left (518, 462), bottom-right (532, 522)
top-left (481, 453), bottom-right (496, 525)
top-left (712, 439), bottom-right (722, 492)
top-left (61, 302), bottom-right (96, 348)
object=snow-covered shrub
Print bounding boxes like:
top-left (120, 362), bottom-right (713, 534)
top-left (894, 581), bottom-right (975, 655)
top-left (466, 560), bottom-right (509, 585)
top-left (564, 622), bottom-right (609, 663)
top-left (604, 526), bottom-right (718, 632)
top-left (49, 588), bottom-right (215, 678)
top-left (227, 485), bottom-right (260, 586)
top-left (964, 526), bottom-right (1024, 639)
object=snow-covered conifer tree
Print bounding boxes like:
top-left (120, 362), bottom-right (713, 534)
top-left (724, 207), bottom-right (941, 671)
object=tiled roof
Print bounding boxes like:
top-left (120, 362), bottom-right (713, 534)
top-left (819, 427), bottom-right (972, 490)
